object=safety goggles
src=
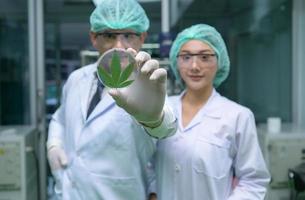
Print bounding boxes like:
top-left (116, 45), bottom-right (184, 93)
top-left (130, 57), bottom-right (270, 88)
top-left (177, 53), bottom-right (216, 67)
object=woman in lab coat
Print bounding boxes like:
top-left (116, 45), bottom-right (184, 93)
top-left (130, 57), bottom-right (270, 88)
top-left (46, 0), bottom-right (176, 199)
top-left (155, 24), bottom-right (270, 200)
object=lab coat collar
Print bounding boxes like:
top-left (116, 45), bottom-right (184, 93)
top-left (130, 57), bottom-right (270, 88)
top-left (78, 65), bottom-right (96, 122)
top-left (78, 63), bottom-right (115, 123)
top-left (179, 88), bottom-right (223, 131)
top-left (86, 91), bottom-right (115, 123)
top-left (201, 89), bottom-right (223, 118)
top-left (179, 88), bottom-right (222, 119)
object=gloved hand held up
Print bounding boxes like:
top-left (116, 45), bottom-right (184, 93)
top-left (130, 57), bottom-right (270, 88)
top-left (109, 48), bottom-right (167, 128)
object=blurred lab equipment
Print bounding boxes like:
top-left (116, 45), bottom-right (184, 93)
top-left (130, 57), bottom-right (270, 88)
top-left (80, 50), bottom-right (99, 67)
top-left (0, 126), bottom-right (38, 200)
top-left (267, 117), bottom-right (282, 133)
top-left (257, 123), bottom-right (305, 200)
top-left (288, 162), bottom-right (305, 200)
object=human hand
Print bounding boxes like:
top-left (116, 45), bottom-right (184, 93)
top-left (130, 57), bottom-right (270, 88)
top-left (47, 146), bottom-right (67, 195)
top-left (109, 49), bottom-right (167, 128)
top-left (47, 146), bottom-right (68, 172)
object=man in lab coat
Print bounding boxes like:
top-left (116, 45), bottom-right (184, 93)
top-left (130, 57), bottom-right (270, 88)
top-left (46, 0), bottom-right (177, 199)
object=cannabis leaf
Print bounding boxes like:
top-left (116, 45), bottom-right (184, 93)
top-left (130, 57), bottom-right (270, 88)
top-left (97, 52), bottom-right (135, 88)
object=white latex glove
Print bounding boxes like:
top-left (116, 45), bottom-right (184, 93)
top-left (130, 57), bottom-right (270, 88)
top-left (109, 49), bottom-right (167, 128)
top-left (47, 146), bottom-right (68, 172)
top-left (47, 139), bottom-right (68, 195)
top-left (47, 145), bottom-right (67, 196)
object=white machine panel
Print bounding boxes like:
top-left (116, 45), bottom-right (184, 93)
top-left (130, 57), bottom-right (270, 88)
top-left (0, 141), bottom-right (21, 190)
top-left (0, 126), bottom-right (38, 200)
top-left (257, 123), bottom-right (305, 200)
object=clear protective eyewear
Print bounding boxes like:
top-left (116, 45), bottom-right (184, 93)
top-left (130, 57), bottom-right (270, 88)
top-left (177, 53), bottom-right (216, 66)
top-left (97, 48), bottom-right (137, 88)
top-left (96, 32), bottom-right (141, 45)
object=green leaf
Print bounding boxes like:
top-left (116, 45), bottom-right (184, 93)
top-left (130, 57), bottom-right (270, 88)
top-left (118, 80), bottom-right (134, 88)
top-left (98, 51), bottom-right (135, 88)
top-left (97, 65), bottom-right (115, 87)
top-left (110, 52), bottom-right (121, 85)
top-left (119, 63), bottom-right (134, 83)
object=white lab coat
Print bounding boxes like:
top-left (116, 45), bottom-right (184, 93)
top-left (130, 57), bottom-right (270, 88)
top-left (47, 63), bottom-right (176, 200)
top-left (156, 89), bottom-right (270, 200)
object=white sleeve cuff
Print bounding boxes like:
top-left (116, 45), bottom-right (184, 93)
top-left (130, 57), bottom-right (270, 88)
top-left (47, 138), bottom-right (63, 151)
top-left (143, 106), bottom-right (177, 139)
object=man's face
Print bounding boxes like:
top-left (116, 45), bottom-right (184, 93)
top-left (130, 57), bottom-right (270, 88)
top-left (90, 29), bottom-right (146, 55)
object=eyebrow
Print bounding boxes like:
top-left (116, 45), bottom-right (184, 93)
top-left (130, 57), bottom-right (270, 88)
top-left (180, 49), bottom-right (214, 54)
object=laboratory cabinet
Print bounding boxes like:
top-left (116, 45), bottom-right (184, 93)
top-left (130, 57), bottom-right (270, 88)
top-left (0, 126), bottom-right (38, 200)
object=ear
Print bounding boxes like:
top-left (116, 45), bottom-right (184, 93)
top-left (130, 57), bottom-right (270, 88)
top-left (89, 31), bottom-right (98, 49)
top-left (139, 32), bottom-right (147, 44)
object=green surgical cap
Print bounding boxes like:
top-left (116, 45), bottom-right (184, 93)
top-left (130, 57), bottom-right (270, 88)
top-left (169, 24), bottom-right (230, 88)
top-left (90, 0), bottom-right (149, 33)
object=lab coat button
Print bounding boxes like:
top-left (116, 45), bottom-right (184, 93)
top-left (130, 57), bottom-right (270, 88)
top-left (175, 164), bottom-right (181, 172)
top-left (71, 181), bottom-right (76, 188)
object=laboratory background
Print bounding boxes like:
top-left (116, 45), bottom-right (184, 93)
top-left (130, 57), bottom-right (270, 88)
top-left (0, 0), bottom-right (305, 200)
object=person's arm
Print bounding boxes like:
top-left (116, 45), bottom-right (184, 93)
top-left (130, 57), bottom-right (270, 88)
top-left (47, 105), bottom-right (65, 151)
top-left (46, 81), bottom-right (70, 196)
top-left (47, 82), bottom-right (69, 172)
top-left (228, 110), bottom-right (270, 200)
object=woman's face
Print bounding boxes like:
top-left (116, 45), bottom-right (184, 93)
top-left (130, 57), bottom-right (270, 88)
top-left (177, 40), bottom-right (217, 92)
